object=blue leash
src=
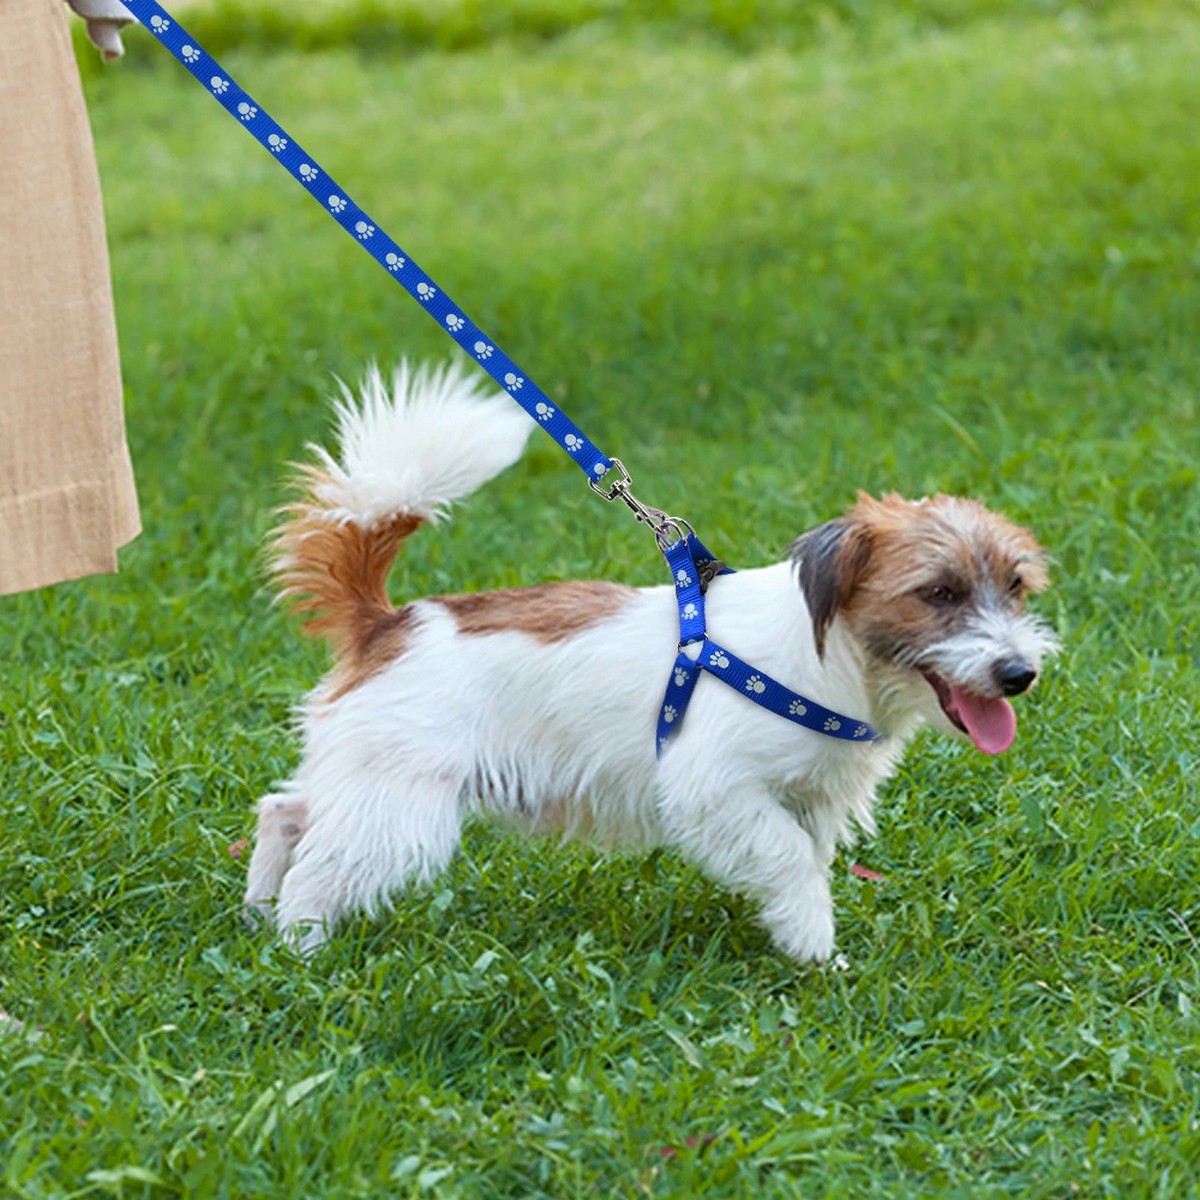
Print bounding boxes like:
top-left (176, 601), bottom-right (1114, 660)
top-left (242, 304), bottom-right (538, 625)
top-left (118, 0), bottom-right (880, 750)
top-left (119, 1), bottom-right (611, 483)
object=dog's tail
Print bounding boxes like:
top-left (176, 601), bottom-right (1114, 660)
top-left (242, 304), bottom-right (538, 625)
top-left (270, 359), bottom-right (534, 662)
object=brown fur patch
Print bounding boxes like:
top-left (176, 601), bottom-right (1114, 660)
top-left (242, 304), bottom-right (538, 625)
top-left (844, 492), bottom-right (1048, 593)
top-left (433, 580), bottom-right (634, 642)
top-left (835, 492), bottom-right (1048, 655)
top-left (323, 605), bottom-right (419, 703)
top-left (270, 462), bottom-right (425, 698)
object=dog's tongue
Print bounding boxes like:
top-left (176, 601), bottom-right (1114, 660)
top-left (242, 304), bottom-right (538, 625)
top-left (949, 685), bottom-right (1017, 755)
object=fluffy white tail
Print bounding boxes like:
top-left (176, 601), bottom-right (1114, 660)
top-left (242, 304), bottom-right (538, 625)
top-left (271, 359), bottom-right (533, 662)
top-left (312, 358), bottom-right (534, 526)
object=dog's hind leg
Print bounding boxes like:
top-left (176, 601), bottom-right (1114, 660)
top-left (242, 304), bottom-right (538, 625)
top-left (659, 779), bottom-right (836, 964)
top-left (243, 792), bottom-right (309, 926)
top-left (272, 773), bottom-right (464, 955)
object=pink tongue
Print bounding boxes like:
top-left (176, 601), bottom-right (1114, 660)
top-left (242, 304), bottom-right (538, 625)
top-left (949, 685), bottom-right (1017, 755)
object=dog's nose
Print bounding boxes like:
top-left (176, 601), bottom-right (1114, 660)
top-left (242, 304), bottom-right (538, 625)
top-left (994, 658), bottom-right (1037, 697)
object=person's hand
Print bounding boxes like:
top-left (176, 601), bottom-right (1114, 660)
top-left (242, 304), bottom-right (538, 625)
top-left (66, 0), bottom-right (137, 61)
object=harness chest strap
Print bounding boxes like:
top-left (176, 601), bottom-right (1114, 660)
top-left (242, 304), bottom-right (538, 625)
top-left (655, 538), bottom-right (880, 755)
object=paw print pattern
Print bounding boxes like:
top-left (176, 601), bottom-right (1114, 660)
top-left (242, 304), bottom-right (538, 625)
top-left (474, 341), bottom-right (494, 360)
top-left (854, 724), bottom-right (869, 738)
top-left (682, 602), bottom-right (699, 621)
top-left (446, 314), bottom-right (465, 332)
top-left (675, 568), bottom-right (692, 588)
top-left (673, 667), bottom-right (688, 687)
top-left (824, 717), bottom-right (842, 732)
top-left (709, 650), bottom-right (730, 669)
top-left (535, 402), bottom-right (555, 422)
top-left (385, 252), bottom-right (405, 272)
top-left (328, 195), bottom-right (347, 214)
top-left (663, 705), bottom-right (677, 724)
top-left (237, 102), bottom-right (258, 121)
top-left (564, 433), bottom-right (582, 452)
top-left (355, 220), bottom-right (375, 240)
top-left (504, 373), bottom-right (524, 392)
top-left (181, 45), bottom-right (200, 63)
top-left (211, 77), bottom-right (230, 95)
top-left (745, 675), bottom-right (766, 695)
top-left (150, 14), bottom-right (170, 33)
top-left (788, 699), bottom-right (808, 717)
top-left (268, 133), bottom-right (288, 153)
top-left (298, 164), bottom-right (319, 182)
top-left (417, 282), bottom-right (437, 301)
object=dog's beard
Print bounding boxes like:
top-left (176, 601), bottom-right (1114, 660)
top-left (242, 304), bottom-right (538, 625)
top-left (865, 609), bottom-right (1056, 755)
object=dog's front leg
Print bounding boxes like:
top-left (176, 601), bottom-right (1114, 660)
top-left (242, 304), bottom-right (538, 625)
top-left (659, 779), bottom-right (835, 963)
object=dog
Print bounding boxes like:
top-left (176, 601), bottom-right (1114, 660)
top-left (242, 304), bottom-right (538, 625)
top-left (243, 360), bottom-right (1056, 961)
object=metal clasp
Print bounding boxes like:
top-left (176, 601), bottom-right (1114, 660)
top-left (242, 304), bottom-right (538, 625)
top-left (588, 457), bottom-right (634, 503)
top-left (589, 457), bottom-right (695, 550)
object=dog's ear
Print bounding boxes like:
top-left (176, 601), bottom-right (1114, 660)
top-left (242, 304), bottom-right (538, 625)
top-left (790, 517), bottom-right (873, 657)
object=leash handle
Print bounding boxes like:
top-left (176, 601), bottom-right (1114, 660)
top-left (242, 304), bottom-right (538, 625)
top-left (118, 0), bottom-right (615, 484)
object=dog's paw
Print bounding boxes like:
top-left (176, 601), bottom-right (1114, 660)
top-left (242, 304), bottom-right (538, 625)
top-left (775, 921), bottom-right (836, 965)
top-left (242, 897), bottom-right (276, 931)
top-left (762, 883), bottom-right (836, 964)
top-left (277, 916), bottom-right (330, 959)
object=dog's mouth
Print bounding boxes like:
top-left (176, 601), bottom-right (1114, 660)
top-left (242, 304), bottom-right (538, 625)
top-left (920, 671), bottom-right (1017, 756)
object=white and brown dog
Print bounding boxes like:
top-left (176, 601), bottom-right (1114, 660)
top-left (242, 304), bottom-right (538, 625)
top-left (244, 361), bottom-right (1056, 961)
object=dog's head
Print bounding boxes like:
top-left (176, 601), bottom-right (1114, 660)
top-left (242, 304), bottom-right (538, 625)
top-left (792, 492), bottom-right (1056, 754)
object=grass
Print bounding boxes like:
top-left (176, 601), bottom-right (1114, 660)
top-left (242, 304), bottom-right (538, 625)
top-left (4, 1), bottom-right (1200, 1194)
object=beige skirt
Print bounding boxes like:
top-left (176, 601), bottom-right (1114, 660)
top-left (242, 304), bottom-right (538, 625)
top-left (0, 0), bottom-right (139, 596)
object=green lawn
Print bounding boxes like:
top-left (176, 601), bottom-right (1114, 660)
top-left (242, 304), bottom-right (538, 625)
top-left (3, 2), bottom-right (1199, 1195)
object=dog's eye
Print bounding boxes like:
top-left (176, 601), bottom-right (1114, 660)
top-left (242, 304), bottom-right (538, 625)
top-left (1008, 574), bottom-right (1025, 595)
top-left (921, 584), bottom-right (962, 608)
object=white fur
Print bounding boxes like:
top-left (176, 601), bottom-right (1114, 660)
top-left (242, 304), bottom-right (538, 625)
top-left (312, 359), bottom-right (535, 526)
top-left (917, 604), bottom-right (1058, 701)
top-left (245, 365), bottom-right (1051, 962)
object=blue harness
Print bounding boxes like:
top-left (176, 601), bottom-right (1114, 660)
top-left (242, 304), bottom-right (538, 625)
top-left (117, 0), bottom-right (880, 752)
top-left (656, 538), bottom-right (877, 755)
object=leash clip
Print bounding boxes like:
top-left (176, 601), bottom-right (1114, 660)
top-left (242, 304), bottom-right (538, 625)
top-left (589, 457), bottom-right (634, 502)
top-left (590, 458), bottom-right (694, 550)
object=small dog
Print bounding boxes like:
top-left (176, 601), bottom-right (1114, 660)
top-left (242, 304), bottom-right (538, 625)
top-left (244, 360), bottom-right (1056, 961)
